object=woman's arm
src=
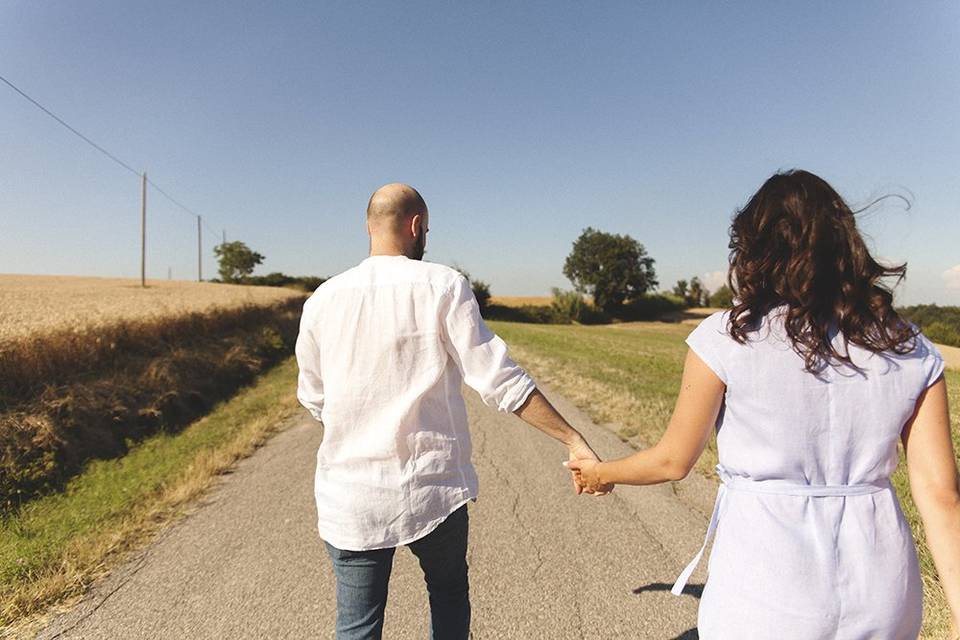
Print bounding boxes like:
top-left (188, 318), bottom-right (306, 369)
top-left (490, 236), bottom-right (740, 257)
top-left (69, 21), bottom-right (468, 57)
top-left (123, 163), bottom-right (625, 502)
top-left (903, 376), bottom-right (960, 635)
top-left (567, 348), bottom-right (725, 489)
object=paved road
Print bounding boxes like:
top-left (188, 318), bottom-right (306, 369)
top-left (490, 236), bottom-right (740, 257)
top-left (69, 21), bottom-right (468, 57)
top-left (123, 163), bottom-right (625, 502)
top-left (35, 387), bottom-right (717, 640)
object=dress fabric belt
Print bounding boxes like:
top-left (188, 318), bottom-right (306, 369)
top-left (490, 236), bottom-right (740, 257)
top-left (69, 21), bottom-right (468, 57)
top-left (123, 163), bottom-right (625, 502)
top-left (670, 465), bottom-right (892, 596)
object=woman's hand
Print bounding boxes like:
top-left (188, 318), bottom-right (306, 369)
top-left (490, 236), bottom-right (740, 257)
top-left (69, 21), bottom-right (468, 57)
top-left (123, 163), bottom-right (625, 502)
top-left (564, 435), bottom-right (611, 495)
top-left (565, 458), bottom-right (612, 495)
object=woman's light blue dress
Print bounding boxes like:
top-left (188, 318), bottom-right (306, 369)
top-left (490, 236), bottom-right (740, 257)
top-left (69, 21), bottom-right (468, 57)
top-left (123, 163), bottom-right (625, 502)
top-left (679, 309), bottom-right (945, 639)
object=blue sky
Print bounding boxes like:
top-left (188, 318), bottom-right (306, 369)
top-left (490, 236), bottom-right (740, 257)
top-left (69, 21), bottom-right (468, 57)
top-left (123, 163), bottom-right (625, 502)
top-left (2, 1), bottom-right (958, 304)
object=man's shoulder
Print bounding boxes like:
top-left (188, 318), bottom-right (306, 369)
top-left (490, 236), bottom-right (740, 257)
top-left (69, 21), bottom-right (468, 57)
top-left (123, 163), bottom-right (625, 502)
top-left (304, 259), bottom-right (465, 304)
top-left (371, 258), bottom-right (466, 292)
top-left (417, 261), bottom-right (467, 288)
top-left (302, 265), bottom-right (363, 308)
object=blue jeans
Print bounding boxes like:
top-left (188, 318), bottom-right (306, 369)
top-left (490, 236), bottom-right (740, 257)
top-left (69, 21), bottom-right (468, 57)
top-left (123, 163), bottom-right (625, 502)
top-left (324, 504), bottom-right (470, 640)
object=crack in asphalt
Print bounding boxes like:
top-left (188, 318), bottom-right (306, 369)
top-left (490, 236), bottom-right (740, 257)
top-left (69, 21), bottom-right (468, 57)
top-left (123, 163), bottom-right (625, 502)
top-left (470, 420), bottom-right (546, 578)
top-left (46, 550), bottom-right (151, 640)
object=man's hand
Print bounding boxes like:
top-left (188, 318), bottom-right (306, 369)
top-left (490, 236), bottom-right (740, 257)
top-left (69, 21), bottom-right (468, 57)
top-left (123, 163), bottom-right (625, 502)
top-left (511, 389), bottom-right (612, 495)
top-left (564, 456), bottom-right (613, 495)
top-left (565, 436), bottom-right (612, 496)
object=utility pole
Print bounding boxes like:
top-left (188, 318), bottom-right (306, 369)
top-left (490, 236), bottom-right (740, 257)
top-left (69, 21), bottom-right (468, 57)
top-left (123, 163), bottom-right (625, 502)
top-left (140, 172), bottom-right (147, 288)
top-left (197, 216), bottom-right (202, 282)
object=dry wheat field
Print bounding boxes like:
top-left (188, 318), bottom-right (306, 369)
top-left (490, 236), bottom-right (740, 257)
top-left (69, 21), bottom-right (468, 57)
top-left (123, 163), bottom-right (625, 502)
top-left (488, 295), bottom-right (553, 307)
top-left (0, 274), bottom-right (302, 343)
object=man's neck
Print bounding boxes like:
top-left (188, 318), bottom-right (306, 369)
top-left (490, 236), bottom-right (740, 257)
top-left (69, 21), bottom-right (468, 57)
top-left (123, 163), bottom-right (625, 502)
top-left (369, 243), bottom-right (420, 260)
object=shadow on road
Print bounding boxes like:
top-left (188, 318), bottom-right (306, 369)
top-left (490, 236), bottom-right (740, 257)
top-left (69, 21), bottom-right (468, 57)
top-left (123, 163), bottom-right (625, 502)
top-left (631, 582), bottom-right (704, 599)
top-left (671, 629), bottom-right (699, 640)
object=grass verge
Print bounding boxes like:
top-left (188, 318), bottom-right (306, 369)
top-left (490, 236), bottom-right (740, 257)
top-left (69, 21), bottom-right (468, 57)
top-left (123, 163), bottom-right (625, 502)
top-left (0, 357), bottom-right (301, 637)
top-left (490, 320), bottom-right (959, 639)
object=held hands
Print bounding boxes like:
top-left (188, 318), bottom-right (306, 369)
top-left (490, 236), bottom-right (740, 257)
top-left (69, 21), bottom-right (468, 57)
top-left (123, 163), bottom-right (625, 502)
top-left (564, 436), bottom-right (613, 496)
top-left (564, 457), bottom-right (610, 495)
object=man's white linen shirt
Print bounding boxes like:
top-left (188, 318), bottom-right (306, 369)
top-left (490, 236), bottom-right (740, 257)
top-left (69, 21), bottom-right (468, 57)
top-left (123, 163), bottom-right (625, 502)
top-left (295, 255), bottom-right (536, 551)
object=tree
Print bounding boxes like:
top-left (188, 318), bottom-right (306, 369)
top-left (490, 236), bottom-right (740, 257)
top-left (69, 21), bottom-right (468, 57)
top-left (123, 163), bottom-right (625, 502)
top-left (688, 277), bottom-right (707, 308)
top-left (563, 228), bottom-right (658, 314)
top-left (213, 241), bottom-right (265, 283)
top-left (709, 284), bottom-right (734, 308)
top-left (452, 265), bottom-right (491, 315)
top-left (672, 279), bottom-right (689, 300)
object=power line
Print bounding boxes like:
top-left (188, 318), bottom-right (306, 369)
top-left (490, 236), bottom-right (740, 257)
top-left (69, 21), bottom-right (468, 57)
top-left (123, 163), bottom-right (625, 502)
top-left (146, 178), bottom-right (201, 220)
top-left (201, 219), bottom-right (221, 244)
top-left (0, 72), bottom-right (141, 177)
top-left (1, 71), bottom-right (225, 237)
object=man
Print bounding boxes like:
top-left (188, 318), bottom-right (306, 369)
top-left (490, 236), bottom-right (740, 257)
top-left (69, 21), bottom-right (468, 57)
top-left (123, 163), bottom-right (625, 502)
top-left (295, 183), bottom-right (607, 640)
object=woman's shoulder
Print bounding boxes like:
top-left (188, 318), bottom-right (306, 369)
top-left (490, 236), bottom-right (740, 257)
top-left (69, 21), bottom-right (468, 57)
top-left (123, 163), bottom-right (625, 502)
top-left (898, 326), bottom-right (945, 389)
top-left (689, 309), bottom-right (734, 340)
top-left (685, 310), bottom-right (736, 383)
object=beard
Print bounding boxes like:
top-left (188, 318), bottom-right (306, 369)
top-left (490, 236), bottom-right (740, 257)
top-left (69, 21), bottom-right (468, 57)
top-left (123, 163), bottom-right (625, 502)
top-left (407, 226), bottom-right (426, 260)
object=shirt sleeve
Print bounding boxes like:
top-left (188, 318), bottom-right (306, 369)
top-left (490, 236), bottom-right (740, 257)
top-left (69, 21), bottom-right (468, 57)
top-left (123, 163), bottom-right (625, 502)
top-left (295, 299), bottom-right (325, 422)
top-left (915, 330), bottom-right (946, 390)
top-left (685, 312), bottom-right (729, 384)
top-left (441, 275), bottom-right (537, 412)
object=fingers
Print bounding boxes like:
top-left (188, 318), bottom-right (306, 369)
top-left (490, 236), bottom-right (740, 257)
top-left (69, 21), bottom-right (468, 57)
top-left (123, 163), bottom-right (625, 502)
top-left (564, 459), bottom-right (613, 496)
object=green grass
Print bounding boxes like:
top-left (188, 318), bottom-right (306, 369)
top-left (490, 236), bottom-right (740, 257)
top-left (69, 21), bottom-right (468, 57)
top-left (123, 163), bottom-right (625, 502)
top-left (0, 357), bottom-right (301, 632)
top-left (491, 320), bottom-right (959, 639)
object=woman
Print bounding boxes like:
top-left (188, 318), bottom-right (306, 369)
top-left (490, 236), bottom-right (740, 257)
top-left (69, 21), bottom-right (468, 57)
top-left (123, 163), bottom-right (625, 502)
top-left (568, 170), bottom-right (960, 639)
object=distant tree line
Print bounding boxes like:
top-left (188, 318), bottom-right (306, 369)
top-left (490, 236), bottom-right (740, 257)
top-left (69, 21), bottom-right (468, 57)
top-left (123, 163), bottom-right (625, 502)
top-left (240, 272), bottom-right (327, 292)
top-left (899, 304), bottom-right (960, 347)
top-left (217, 234), bottom-right (960, 344)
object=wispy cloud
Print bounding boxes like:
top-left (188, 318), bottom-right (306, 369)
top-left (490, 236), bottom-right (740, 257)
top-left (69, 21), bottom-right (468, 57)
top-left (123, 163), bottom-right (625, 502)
top-left (702, 270), bottom-right (727, 292)
top-left (943, 265), bottom-right (960, 290)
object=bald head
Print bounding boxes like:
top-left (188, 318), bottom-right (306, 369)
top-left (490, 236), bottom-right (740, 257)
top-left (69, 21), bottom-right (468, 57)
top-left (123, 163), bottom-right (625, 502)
top-left (366, 183), bottom-right (430, 260)
top-left (366, 183), bottom-right (427, 226)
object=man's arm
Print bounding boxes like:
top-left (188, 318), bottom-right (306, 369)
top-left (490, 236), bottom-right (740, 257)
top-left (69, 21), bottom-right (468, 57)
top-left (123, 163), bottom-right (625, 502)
top-left (514, 389), bottom-right (611, 495)
top-left (295, 302), bottom-right (324, 422)
top-left (440, 275), bottom-right (608, 494)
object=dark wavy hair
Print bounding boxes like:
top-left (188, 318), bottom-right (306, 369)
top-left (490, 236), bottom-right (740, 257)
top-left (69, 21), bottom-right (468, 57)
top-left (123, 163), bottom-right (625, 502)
top-left (727, 170), bottom-right (916, 372)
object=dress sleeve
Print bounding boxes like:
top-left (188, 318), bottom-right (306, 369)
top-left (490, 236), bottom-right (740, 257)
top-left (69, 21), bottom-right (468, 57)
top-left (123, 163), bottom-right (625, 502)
top-left (685, 312), bottom-right (730, 384)
top-left (915, 331), bottom-right (946, 390)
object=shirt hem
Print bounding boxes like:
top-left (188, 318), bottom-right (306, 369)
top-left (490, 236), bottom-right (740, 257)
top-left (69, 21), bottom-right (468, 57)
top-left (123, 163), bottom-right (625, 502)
top-left (318, 493), bottom-right (477, 552)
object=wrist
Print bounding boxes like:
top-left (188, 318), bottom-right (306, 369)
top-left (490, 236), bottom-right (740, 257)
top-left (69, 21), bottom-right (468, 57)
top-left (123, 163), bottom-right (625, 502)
top-left (562, 429), bottom-right (585, 448)
top-left (595, 461), bottom-right (607, 486)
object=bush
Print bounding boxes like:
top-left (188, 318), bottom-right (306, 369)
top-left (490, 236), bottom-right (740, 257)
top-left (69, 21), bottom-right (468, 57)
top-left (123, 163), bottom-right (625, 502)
top-left (550, 289), bottom-right (584, 323)
top-left (242, 272), bottom-right (326, 292)
top-left (616, 294), bottom-right (687, 321)
top-left (550, 289), bottom-right (609, 324)
top-left (923, 322), bottom-right (960, 347)
top-left (899, 305), bottom-right (960, 347)
top-left (709, 285), bottom-right (735, 308)
top-left (471, 280), bottom-right (492, 315)
top-left (484, 304), bottom-right (566, 324)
